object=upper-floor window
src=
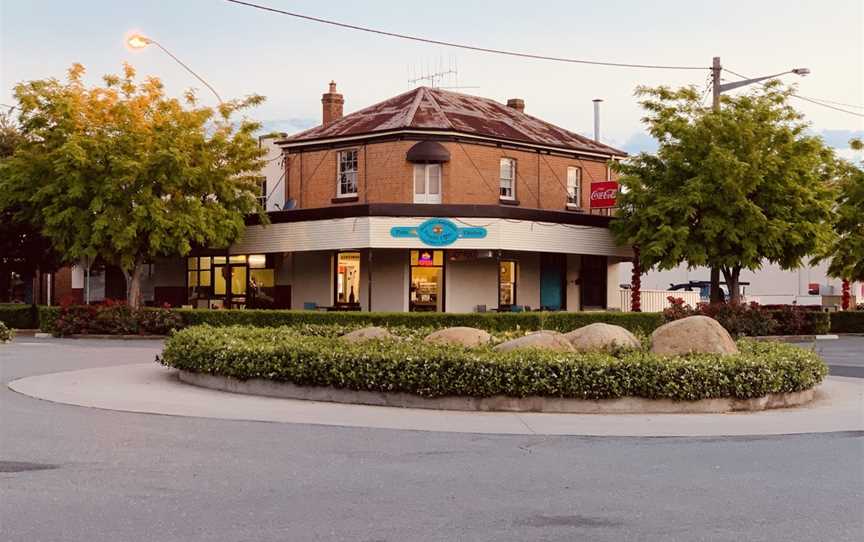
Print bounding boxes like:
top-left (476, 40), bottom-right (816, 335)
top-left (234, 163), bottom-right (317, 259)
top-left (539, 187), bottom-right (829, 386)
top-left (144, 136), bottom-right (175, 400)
top-left (256, 176), bottom-right (267, 209)
top-left (337, 149), bottom-right (358, 197)
top-left (566, 166), bottom-right (581, 208)
top-left (413, 164), bottom-right (441, 204)
top-left (499, 158), bottom-right (516, 200)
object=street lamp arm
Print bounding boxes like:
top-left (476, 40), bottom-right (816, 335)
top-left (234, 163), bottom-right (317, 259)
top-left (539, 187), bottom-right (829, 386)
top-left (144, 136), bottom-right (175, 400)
top-left (718, 71), bottom-right (795, 93)
top-left (146, 39), bottom-right (224, 105)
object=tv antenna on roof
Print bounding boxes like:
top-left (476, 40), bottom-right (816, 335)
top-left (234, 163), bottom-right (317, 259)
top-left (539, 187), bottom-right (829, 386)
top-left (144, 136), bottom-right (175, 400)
top-left (408, 55), bottom-right (479, 90)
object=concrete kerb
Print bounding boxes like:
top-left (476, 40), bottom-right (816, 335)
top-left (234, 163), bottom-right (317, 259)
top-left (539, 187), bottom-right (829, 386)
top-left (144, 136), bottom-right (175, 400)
top-left (178, 370), bottom-right (817, 414)
top-left (9, 363), bottom-right (863, 437)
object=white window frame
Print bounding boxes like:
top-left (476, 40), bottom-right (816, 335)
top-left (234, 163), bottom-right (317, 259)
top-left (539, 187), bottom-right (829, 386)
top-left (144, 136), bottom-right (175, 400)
top-left (499, 158), bottom-right (516, 201)
top-left (336, 149), bottom-right (358, 198)
top-left (256, 176), bottom-right (267, 209)
top-left (566, 166), bottom-right (581, 208)
top-left (413, 163), bottom-right (442, 204)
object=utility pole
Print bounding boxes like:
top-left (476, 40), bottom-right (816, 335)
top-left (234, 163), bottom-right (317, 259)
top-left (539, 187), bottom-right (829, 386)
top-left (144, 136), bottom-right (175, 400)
top-left (709, 56), bottom-right (723, 304)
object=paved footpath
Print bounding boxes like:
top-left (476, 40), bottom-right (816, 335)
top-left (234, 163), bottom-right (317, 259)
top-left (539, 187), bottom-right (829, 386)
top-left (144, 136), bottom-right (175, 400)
top-left (1, 337), bottom-right (863, 542)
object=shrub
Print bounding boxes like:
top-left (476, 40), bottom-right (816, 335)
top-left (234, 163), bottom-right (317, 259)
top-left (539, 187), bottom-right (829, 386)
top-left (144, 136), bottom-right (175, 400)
top-left (662, 299), bottom-right (830, 336)
top-left (47, 301), bottom-right (183, 336)
top-left (830, 311), bottom-right (864, 333)
top-left (663, 299), bottom-right (777, 337)
top-left (0, 321), bottom-right (14, 343)
top-left (0, 304), bottom-right (38, 329)
top-left (159, 325), bottom-right (827, 401)
top-left (173, 308), bottom-right (664, 334)
top-left (138, 307), bottom-right (184, 335)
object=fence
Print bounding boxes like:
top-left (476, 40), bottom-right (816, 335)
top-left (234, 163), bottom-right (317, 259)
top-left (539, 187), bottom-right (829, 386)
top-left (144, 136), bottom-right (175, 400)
top-left (619, 289), bottom-right (701, 313)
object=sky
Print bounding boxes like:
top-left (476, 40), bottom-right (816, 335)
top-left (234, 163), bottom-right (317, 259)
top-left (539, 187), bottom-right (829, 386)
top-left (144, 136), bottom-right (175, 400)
top-left (2, 0), bottom-right (862, 157)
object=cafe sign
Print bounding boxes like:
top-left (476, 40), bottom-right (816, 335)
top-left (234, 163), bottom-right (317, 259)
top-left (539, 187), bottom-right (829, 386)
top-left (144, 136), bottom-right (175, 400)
top-left (590, 181), bottom-right (618, 209)
top-left (391, 218), bottom-right (487, 247)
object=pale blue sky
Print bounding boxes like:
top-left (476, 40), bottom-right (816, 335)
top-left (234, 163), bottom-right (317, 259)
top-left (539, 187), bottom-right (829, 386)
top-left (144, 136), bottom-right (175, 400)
top-left (2, 0), bottom-right (862, 155)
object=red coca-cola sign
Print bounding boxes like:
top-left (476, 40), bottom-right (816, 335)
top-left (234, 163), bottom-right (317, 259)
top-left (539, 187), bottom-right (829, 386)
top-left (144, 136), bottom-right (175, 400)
top-left (590, 181), bottom-right (618, 208)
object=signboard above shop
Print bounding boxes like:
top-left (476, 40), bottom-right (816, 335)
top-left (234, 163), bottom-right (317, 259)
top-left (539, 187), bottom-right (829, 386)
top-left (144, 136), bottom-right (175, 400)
top-left (589, 181), bottom-right (618, 209)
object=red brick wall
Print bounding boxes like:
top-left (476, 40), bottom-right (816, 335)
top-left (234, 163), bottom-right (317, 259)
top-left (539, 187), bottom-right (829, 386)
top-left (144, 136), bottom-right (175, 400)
top-left (285, 140), bottom-right (612, 211)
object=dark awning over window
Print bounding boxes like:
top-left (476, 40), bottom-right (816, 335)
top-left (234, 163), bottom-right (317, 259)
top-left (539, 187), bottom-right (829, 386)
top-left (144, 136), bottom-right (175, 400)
top-left (406, 140), bottom-right (450, 163)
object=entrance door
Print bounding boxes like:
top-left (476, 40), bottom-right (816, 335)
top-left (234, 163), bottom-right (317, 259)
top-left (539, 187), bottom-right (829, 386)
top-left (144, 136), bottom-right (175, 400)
top-left (413, 164), bottom-right (442, 204)
top-left (580, 255), bottom-right (608, 309)
top-left (213, 263), bottom-right (247, 309)
top-left (540, 253), bottom-right (566, 310)
top-left (409, 250), bottom-right (444, 311)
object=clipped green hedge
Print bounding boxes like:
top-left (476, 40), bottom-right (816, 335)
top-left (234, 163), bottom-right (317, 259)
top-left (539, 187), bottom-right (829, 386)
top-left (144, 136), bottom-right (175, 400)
top-left (174, 309), bottom-right (664, 334)
top-left (159, 325), bottom-right (827, 401)
top-left (830, 311), bottom-right (864, 333)
top-left (0, 304), bottom-right (39, 329)
top-left (765, 309), bottom-right (831, 335)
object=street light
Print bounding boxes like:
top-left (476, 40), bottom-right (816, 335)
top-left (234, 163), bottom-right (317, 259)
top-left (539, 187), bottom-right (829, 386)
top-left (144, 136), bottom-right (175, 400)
top-left (126, 33), bottom-right (223, 104)
top-left (711, 56), bottom-right (809, 111)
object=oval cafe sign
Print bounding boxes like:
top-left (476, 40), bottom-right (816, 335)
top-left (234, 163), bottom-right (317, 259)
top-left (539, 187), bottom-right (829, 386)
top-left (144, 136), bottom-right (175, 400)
top-left (589, 181), bottom-right (619, 209)
top-left (390, 218), bottom-right (487, 247)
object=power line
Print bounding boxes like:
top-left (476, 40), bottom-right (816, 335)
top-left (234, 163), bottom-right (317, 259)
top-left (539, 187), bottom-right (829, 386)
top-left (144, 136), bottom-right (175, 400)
top-left (724, 68), bottom-right (864, 118)
top-left (224, 0), bottom-right (709, 71)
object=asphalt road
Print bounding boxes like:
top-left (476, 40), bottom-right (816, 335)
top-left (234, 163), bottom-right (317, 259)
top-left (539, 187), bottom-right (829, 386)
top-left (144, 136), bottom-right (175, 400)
top-left (1, 337), bottom-right (862, 542)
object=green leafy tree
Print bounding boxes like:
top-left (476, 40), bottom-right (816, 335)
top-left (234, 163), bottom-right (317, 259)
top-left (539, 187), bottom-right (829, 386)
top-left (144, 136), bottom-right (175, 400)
top-left (0, 64), bottom-right (266, 307)
top-left (0, 111), bottom-right (66, 301)
top-left (816, 139), bottom-right (864, 282)
top-left (611, 82), bottom-right (836, 303)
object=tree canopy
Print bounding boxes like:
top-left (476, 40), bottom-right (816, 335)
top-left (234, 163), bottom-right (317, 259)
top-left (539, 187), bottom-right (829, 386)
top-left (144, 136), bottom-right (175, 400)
top-left (0, 64), bottom-right (267, 307)
top-left (611, 82), bottom-right (836, 302)
top-left (817, 139), bottom-right (864, 282)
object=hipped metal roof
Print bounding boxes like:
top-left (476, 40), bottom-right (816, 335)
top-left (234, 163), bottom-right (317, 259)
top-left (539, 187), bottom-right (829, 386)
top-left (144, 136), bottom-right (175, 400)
top-left (280, 86), bottom-right (627, 157)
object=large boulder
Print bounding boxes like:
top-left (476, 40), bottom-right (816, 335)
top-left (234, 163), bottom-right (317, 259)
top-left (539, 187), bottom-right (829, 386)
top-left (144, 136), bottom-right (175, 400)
top-left (650, 316), bottom-right (738, 356)
top-left (494, 331), bottom-right (575, 352)
top-left (565, 323), bottom-right (640, 352)
top-left (425, 327), bottom-right (491, 347)
top-left (340, 326), bottom-right (395, 343)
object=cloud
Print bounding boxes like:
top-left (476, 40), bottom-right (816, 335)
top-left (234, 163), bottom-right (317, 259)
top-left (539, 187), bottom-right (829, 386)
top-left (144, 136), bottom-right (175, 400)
top-left (614, 128), bottom-right (863, 157)
top-left (816, 129), bottom-right (864, 149)
top-left (258, 118), bottom-right (317, 135)
top-left (619, 131), bottom-right (658, 155)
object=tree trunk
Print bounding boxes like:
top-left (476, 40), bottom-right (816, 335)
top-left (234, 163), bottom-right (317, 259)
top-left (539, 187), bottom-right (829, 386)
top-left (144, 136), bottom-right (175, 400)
top-left (721, 266), bottom-right (742, 304)
top-left (841, 279), bottom-right (851, 310)
top-left (123, 258), bottom-right (144, 309)
top-left (709, 267), bottom-right (722, 304)
top-left (630, 247), bottom-right (642, 312)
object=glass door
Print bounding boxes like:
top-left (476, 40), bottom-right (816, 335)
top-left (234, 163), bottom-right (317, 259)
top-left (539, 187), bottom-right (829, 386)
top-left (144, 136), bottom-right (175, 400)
top-left (413, 164), bottom-right (441, 204)
top-left (409, 250), bottom-right (444, 311)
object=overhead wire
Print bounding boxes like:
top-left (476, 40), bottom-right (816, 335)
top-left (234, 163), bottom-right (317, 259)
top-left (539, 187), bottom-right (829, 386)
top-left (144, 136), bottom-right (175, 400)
top-left (724, 68), bottom-right (864, 118)
top-left (224, 0), bottom-right (709, 71)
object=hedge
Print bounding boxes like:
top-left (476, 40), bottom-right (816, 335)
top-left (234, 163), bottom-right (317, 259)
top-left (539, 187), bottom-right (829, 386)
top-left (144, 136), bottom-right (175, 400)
top-left (766, 309), bottom-right (831, 335)
top-left (172, 308), bottom-right (665, 334)
top-left (830, 311), bottom-right (864, 333)
top-left (159, 325), bottom-right (827, 401)
top-left (0, 304), bottom-right (39, 329)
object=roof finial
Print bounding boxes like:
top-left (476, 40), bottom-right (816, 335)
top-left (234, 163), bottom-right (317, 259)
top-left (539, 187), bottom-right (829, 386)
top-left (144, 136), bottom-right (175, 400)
top-left (329, 80), bottom-right (337, 93)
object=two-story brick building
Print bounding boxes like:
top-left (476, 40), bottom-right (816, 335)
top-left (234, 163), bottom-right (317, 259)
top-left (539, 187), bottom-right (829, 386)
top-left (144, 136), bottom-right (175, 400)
top-left (149, 83), bottom-right (632, 312)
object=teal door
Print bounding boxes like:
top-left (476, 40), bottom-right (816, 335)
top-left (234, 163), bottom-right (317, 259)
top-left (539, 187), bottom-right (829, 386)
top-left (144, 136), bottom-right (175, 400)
top-left (540, 253), bottom-right (565, 310)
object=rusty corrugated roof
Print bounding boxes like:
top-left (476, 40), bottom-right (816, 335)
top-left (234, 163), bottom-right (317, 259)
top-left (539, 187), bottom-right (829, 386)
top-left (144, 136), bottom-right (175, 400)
top-left (282, 87), bottom-right (626, 157)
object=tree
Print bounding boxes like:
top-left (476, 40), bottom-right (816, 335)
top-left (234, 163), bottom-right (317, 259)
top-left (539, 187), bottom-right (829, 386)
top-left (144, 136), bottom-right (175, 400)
top-left (816, 139), bottom-right (864, 284)
top-left (0, 111), bottom-right (66, 301)
top-left (611, 82), bottom-right (836, 303)
top-left (0, 64), bottom-right (266, 307)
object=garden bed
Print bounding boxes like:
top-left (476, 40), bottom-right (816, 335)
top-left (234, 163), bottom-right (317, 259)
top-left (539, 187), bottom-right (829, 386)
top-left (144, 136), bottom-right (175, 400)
top-left (158, 325), bottom-right (828, 412)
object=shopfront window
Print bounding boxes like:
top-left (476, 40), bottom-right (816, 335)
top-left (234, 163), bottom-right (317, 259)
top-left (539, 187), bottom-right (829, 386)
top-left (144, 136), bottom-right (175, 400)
top-left (410, 250), bottom-right (444, 312)
top-left (187, 254), bottom-right (273, 309)
top-left (187, 257), bottom-right (213, 307)
top-left (499, 261), bottom-right (517, 307)
top-left (335, 252), bottom-right (361, 306)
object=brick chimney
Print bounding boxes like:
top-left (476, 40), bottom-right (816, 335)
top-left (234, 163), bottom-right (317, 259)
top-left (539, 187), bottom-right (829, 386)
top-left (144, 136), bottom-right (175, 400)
top-left (322, 81), bottom-right (344, 127)
top-left (506, 98), bottom-right (525, 113)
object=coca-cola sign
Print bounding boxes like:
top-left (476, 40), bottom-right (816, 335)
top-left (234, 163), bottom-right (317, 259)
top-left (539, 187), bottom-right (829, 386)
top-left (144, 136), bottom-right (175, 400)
top-left (590, 181), bottom-right (618, 208)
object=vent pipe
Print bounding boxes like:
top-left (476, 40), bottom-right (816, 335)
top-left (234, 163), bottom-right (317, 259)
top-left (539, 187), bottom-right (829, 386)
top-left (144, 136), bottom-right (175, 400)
top-left (592, 98), bottom-right (603, 142)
